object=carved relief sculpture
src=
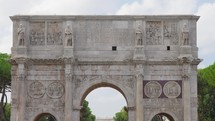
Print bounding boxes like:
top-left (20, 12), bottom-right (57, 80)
top-left (181, 23), bottom-right (189, 45)
top-left (163, 22), bottom-right (179, 45)
top-left (136, 24), bottom-right (143, 46)
top-left (17, 24), bottom-right (25, 46)
top-left (146, 21), bottom-right (162, 45)
top-left (28, 82), bottom-right (45, 99)
top-left (163, 81), bottom-right (181, 98)
top-left (65, 25), bottom-right (73, 46)
top-left (47, 82), bottom-right (64, 98)
top-left (144, 81), bottom-right (162, 98)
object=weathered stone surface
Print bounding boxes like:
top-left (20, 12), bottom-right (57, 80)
top-left (10, 15), bottom-right (200, 121)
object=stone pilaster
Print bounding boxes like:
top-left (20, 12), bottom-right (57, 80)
top-left (15, 58), bottom-right (28, 121)
top-left (64, 58), bottom-right (74, 121)
top-left (180, 57), bottom-right (193, 121)
top-left (135, 64), bottom-right (144, 121)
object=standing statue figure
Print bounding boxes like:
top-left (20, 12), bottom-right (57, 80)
top-left (182, 23), bottom-right (189, 45)
top-left (136, 24), bottom-right (143, 46)
top-left (17, 24), bottom-right (25, 46)
top-left (65, 25), bottom-right (73, 46)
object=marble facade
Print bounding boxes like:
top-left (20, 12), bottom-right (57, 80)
top-left (10, 15), bottom-right (201, 121)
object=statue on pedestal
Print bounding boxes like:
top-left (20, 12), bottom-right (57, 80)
top-left (65, 25), bottom-right (73, 46)
top-left (17, 24), bottom-right (25, 46)
top-left (136, 24), bottom-right (143, 46)
top-left (182, 23), bottom-right (189, 45)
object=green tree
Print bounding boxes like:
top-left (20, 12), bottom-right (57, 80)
top-left (113, 106), bottom-right (128, 121)
top-left (80, 100), bottom-right (96, 121)
top-left (0, 53), bottom-right (11, 121)
top-left (5, 103), bottom-right (11, 120)
top-left (198, 62), bottom-right (215, 121)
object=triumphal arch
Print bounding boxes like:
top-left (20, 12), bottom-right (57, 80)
top-left (10, 15), bottom-right (201, 121)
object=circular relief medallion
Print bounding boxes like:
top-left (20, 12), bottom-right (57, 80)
top-left (144, 81), bottom-right (162, 98)
top-left (163, 81), bottom-right (181, 98)
top-left (47, 82), bottom-right (64, 98)
top-left (28, 82), bottom-right (45, 98)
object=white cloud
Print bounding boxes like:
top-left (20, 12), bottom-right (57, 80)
top-left (116, 0), bottom-right (197, 15)
top-left (196, 3), bottom-right (215, 56)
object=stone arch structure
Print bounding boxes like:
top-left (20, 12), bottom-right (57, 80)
top-left (9, 15), bottom-right (201, 121)
top-left (150, 112), bottom-right (178, 121)
top-left (33, 113), bottom-right (58, 121)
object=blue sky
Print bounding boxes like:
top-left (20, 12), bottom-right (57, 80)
top-left (1, 0), bottom-right (215, 118)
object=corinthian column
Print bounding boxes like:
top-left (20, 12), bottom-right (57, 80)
top-left (15, 58), bottom-right (28, 121)
top-left (64, 58), bottom-right (74, 121)
top-left (135, 64), bottom-right (144, 121)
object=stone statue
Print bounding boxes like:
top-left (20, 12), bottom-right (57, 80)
top-left (65, 25), bottom-right (73, 46)
top-left (182, 23), bottom-right (189, 45)
top-left (136, 24), bottom-right (143, 46)
top-left (17, 24), bottom-right (25, 46)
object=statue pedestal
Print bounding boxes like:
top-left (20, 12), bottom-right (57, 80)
top-left (63, 46), bottom-right (74, 58)
top-left (180, 46), bottom-right (192, 57)
top-left (16, 46), bottom-right (27, 58)
top-left (133, 46), bottom-right (146, 60)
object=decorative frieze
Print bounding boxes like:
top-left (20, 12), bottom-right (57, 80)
top-left (143, 80), bottom-right (182, 99)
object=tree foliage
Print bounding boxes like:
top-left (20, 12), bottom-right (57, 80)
top-left (113, 106), bottom-right (128, 121)
top-left (80, 100), bottom-right (96, 121)
top-left (198, 62), bottom-right (215, 121)
top-left (0, 53), bottom-right (11, 121)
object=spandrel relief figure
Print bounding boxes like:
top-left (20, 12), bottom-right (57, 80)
top-left (65, 25), bottom-right (73, 46)
top-left (182, 23), bottom-right (189, 45)
top-left (17, 24), bottom-right (25, 46)
top-left (136, 24), bottom-right (143, 46)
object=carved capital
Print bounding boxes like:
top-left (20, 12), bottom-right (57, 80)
top-left (136, 74), bottom-right (144, 81)
top-left (12, 57), bottom-right (28, 65)
top-left (178, 56), bottom-right (193, 64)
top-left (63, 57), bottom-right (74, 64)
top-left (17, 74), bottom-right (26, 81)
top-left (181, 74), bottom-right (190, 80)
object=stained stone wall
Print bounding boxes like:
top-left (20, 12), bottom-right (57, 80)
top-left (10, 15), bottom-right (201, 121)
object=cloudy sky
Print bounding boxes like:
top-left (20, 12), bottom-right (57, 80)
top-left (1, 0), bottom-right (215, 118)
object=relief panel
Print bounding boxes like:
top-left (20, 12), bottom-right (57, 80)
top-left (47, 22), bottom-right (63, 45)
top-left (29, 22), bottom-right (45, 46)
top-left (146, 21), bottom-right (162, 45)
top-left (163, 21), bottom-right (179, 45)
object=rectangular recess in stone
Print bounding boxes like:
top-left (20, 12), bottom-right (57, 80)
top-left (167, 46), bottom-right (170, 50)
top-left (112, 46), bottom-right (117, 51)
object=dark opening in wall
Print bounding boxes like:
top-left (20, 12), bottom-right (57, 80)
top-left (112, 46), bottom-right (117, 51)
top-left (167, 46), bottom-right (170, 51)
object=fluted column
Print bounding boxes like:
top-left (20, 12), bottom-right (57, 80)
top-left (64, 58), bottom-right (74, 121)
top-left (15, 58), bottom-right (27, 121)
top-left (180, 57), bottom-right (192, 121)
top-left (135, 64), bottom-right (144, 121)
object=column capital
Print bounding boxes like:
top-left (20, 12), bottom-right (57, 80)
top-left (63, 57), bottom-right (75, 64)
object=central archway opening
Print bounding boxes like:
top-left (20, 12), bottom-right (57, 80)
top-left (34, 113), bottom-right (57, 121)
top-left (151, 113), bottom-right (174, 121)
top-left (80, 83), bottom-right (127, 120)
